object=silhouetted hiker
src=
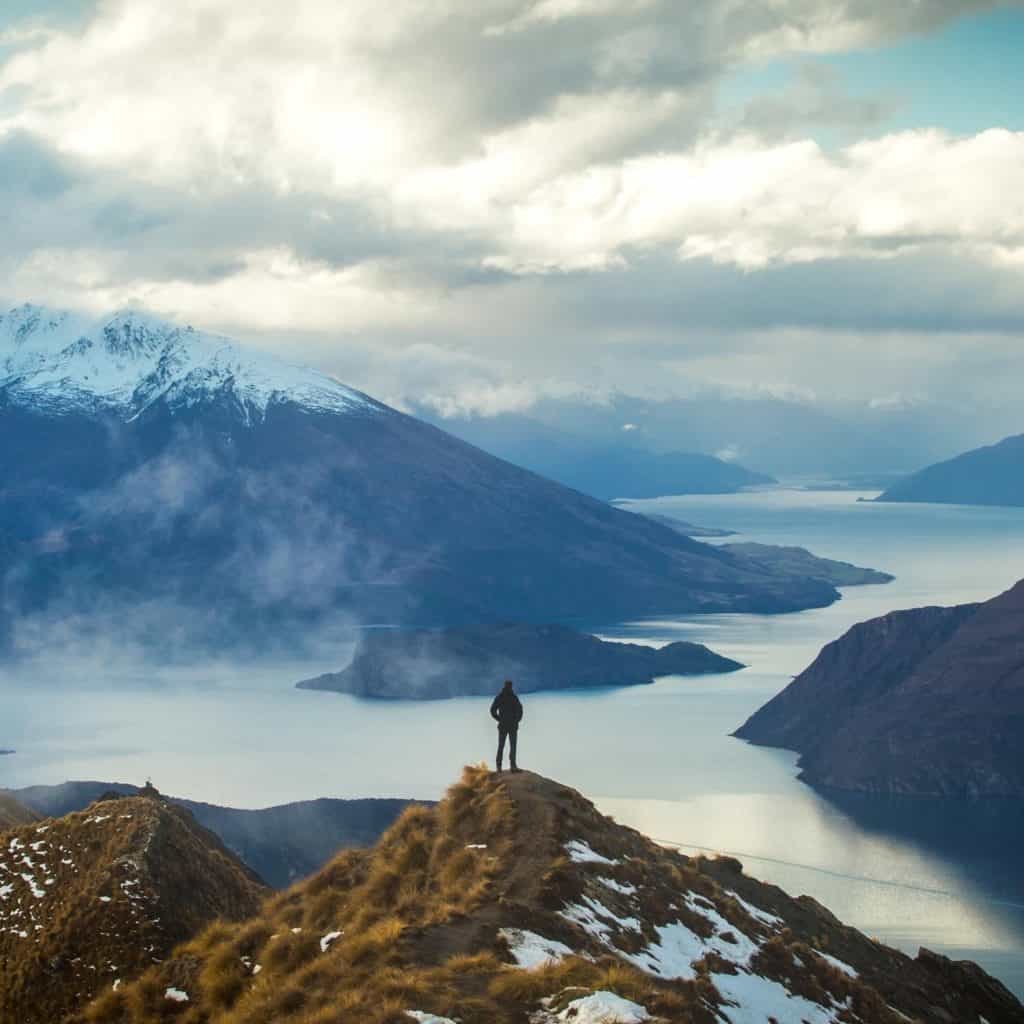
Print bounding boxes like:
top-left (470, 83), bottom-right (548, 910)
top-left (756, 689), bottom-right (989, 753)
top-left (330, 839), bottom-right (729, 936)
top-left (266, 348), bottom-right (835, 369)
top-left (490, 679), bottom-right (522, 772)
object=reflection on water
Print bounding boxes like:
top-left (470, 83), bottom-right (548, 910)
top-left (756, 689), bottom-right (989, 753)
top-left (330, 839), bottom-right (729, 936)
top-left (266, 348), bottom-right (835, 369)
top-left (3, 490), bottom-right (1024, 995)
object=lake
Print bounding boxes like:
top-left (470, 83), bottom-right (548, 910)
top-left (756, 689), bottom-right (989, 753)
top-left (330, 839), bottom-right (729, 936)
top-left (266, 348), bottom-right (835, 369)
top-left (3, 488), bottom-right (1024, 995)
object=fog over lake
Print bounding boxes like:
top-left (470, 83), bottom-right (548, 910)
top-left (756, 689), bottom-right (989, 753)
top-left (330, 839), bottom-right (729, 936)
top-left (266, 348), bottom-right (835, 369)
top-left (4, 489), bottom-right (1024, 995)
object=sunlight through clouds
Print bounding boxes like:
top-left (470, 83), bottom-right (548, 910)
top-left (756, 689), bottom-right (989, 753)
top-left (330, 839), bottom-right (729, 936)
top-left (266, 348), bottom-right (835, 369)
top-left (0, 0), bottom-right (1021, 416)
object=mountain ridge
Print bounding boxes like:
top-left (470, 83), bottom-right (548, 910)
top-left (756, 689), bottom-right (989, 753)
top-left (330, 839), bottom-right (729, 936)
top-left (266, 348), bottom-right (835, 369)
top-left (82, 767), bottom-right (1024, 1023)
top-left (7, 781), bottom-right (420, 888)
top-left (0, 791), bottom-right (39, 827)
top-left (0, 790), bottom-right (267, 1024)
top-left (734, 579), bottom-right (1024, 796)
top-left (1, 303), bottom-right (378, 422)
top-left (0, 303), bottom-right (847, 656)
top-left (415, 408), bottom-right (775, 500)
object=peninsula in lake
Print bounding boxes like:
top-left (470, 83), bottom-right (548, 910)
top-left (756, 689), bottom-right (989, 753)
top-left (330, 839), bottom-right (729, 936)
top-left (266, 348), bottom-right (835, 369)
top-left (297, 622), bottom-right (744, 699)
top-left (735, 579), bottom-right (1024, 797)
top-left (878, 431), bottom-right (1024, 507)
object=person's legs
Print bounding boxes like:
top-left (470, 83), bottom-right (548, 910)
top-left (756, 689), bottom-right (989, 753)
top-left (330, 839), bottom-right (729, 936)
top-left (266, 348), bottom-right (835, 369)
top-left (509, 727), bottom-right (518, 771)
top-left (496, 726), bottom-right (507, 771)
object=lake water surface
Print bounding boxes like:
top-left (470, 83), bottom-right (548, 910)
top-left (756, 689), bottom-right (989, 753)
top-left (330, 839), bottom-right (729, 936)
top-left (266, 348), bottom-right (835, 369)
top-left (3, 489), bottom-right (1024, 995)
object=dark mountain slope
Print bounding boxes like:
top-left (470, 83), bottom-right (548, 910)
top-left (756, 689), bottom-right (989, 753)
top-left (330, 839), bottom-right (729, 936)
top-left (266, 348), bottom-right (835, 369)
top-left (0, 791), bottom-right (267, 1024)
top-left (9, 781), bottom-right (418, 888)
top-left (735, 579), bottom-right (1024, 796)
top-left (297, 622), bottom-right (743, 699)
top-left (0, 306), bottom-right (843, 657)
top-left (878, 432), bottom-right (1024, 506)
top-left (88, 767), bottom-right (1023, 1024)
top-left (0, 791), bottom-right (39, 827)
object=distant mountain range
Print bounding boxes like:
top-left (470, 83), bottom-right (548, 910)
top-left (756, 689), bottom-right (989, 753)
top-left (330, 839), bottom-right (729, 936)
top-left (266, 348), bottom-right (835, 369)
top-left (0, 304), bottom-right (849, 657)
top-left (735, 579), bottom-right (1024, 797)
top-left (9, 780), bottom-right (417, 888)
top-left (416, 409), bottom-right (773, 499)
top-left (297, 622), bottom-right (743, 699)
top-left (878, 432), bottom-right (1024, 507)
top-left (417, 392), bottom-right (1009, 482)
top-left (89, 768), bottom-right (1024, 1024)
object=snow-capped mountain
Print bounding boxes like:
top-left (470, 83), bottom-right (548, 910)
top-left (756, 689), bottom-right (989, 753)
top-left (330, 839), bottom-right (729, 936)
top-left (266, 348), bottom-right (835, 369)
top-left (0, 303), bottom-right (841, 659)
top-left (0, 304), bottom-right (376, 422)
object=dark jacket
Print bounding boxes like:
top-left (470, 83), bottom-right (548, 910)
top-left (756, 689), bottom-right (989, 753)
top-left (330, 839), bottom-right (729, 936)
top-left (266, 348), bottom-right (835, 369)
top-left (490, 689), bottom-right (523, 728)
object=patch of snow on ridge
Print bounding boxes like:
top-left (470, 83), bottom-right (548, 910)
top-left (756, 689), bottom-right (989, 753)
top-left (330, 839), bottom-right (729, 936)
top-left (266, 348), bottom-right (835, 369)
top-left (554, 991), bottom-right (650, 1023)
top-left (726, 890), bottom-right (783, 929)
top-left (815, 950), bottom-right (859, 978)
top-left (560, 895), bottom-right (641, 941)
top-left (500, 928), bottom-right (575, 969)
top-left (713, 970), bottom-right (844, 1024)
top-left (618, 920), bottom-right (703, 981)
top-left (0, 304), bottom-right (379, 422)
top-left (598, 876), bottom-right (637, 896)
top-left (164, 988), bottom-right (189, 1003)
top-left (405, 1012), bottom-right (457, 1024)
top-left (564, 840), bottom-right (618, 866)
top-left (597, 892), bottom-right (761, 982)
top-left (319, 930), bottom-right (343, 953)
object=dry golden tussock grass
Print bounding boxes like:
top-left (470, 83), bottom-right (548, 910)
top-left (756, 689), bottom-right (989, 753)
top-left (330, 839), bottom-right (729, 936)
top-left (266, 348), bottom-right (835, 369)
top-left (81, 767), bottom-right (951, 1024)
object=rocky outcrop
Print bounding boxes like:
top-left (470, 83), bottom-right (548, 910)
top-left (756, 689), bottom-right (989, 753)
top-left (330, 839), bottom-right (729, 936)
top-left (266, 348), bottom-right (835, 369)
top-left (0, 792), bottom-right (268, 1024)
top-left (735, 579), bottom-right (1024, 796)
top-left (91, 768), bottom-right (1024, 1024)
top-left (297, 622), bottom-right (743, 699)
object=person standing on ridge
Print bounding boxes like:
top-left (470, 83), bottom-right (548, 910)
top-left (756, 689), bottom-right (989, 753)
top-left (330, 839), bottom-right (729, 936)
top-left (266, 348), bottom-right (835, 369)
top-left (490, 679), bottom-right (522, 772)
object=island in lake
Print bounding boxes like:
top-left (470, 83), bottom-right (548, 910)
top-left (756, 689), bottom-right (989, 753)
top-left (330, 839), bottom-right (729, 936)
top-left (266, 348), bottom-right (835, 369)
top-left (297, 622), bottom-right (744, 699)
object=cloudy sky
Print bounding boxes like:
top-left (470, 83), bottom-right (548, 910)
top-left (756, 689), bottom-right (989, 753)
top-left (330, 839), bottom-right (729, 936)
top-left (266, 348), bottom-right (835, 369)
top-left (1, 0), bottom-right (1022, 419)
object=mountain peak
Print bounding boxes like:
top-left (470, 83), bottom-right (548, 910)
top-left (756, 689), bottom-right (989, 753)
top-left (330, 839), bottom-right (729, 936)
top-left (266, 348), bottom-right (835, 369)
top-left (89, 766), bottom-right (1024, 1024)
top-left (0, 301), bottom-right (380, 423)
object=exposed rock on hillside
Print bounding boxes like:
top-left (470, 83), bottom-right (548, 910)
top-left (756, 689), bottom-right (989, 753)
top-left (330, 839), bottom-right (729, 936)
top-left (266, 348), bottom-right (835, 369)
top-left (735, 579), bottom-right (1024, 796)
top-left (297, 623), bottom-right (743, 699)
top-left (0, 793), bottom-right (267, 1023)
top-left (89, 768), bottom-right (1023, 1024)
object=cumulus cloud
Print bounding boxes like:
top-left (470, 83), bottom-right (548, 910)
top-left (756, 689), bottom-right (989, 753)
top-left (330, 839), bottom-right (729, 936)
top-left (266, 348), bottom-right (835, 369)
top-left (0, 0), bottom-right (1021, 418)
